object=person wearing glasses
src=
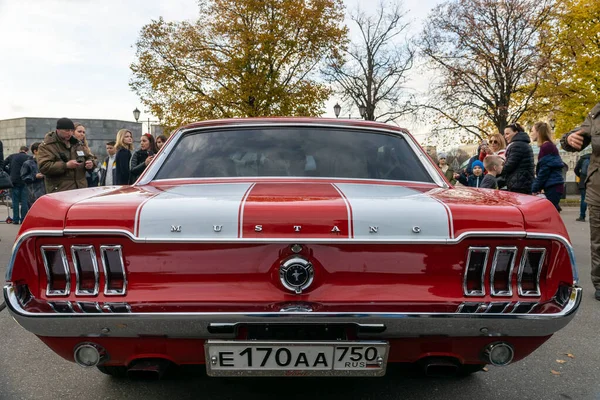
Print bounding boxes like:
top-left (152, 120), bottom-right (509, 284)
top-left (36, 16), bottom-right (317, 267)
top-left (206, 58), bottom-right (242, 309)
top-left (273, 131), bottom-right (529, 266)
top-left (488, 133), bottom-right (507, 159)
top-left (37, 117), bottom-right (96, 194)
top-left (500, 122), bottom-right (534, 194)
top-left (560, 101), bottom-right (600, 301)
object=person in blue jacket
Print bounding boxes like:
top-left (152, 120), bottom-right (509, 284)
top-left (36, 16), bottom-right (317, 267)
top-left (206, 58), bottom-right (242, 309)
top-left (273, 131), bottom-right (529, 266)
top-left (531, 121), bottom-right (564, 211)
top-left (454, 160), bottom-right (485, 187)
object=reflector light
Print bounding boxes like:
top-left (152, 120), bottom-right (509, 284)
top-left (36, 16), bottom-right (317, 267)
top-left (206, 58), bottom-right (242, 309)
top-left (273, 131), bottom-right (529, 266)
top-left (518, 247), bottom-right (546, 297)
top-left (483, 342), bottom-right (514, 366)
top-left (463, 247), bottom-right (489, 296)
top-left (71, 245), bottom-right (99, 296)
top-left (73, 343), bottom-right (107, 367)
top-left (490, 247), bottom-right (517, 296)
top-left (41, 246), bottom-right (70, 296)
top-left (100, 245), bottom-right (127, 295)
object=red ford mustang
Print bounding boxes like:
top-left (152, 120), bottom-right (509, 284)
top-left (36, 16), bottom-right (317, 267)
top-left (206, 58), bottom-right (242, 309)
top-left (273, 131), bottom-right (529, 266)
top-left (3, 118), bottom-right (581, 379)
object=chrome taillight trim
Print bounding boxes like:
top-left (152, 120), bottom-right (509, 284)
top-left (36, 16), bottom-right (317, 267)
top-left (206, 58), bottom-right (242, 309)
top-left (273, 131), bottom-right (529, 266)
top-left (77, 302), bottom-right (103, 313)
top-left (100, 245), bottom-right (127, 296)
top-left (41, 245), bottom-right (70, 297)
top-left (517, 247), bottom-right (546, 297)
top-left (463, 247), bottom-right (489, 296)
top-left (48, 301), bottom-right (75, 313)
top-left (102, 303), bottom-right (132, 313)
top-left (490, 246), bottom-right (518, 297)
top-left (71, 245), bottom-right (100, 296)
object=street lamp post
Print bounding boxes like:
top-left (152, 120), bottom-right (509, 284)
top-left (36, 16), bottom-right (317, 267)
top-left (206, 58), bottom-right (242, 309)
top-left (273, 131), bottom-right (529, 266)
top-left (333, 103), bottom-right (368, 120)
top-left (133, 107), bottom-right (159, 134)
top-left (333, 103), bottom-right (341, 118)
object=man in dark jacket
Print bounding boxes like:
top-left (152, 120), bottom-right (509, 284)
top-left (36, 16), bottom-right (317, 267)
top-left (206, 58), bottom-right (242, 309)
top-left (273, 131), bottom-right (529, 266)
top-left (574, 153), bottom-right (591, 222)
top-left (560, 102), bottom-right (600, 300)
top-left (20, 142), bottom-right (45, 207)
top-left (4, 146), bottom-right (32, 224)
top-left (37, 118), bottom-right (96, 194)
top-left (502, 124), bottom-right (535, 194)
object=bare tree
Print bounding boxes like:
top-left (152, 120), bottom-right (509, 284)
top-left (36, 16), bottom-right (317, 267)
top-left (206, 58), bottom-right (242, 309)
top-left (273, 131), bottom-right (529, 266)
top-left (323, 0), bottom-right (414, 122)
top-left (419, 0), bottom-right (554, 139)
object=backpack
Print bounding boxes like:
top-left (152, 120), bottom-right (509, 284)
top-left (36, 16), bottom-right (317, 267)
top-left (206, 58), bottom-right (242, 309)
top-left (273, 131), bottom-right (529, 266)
top-left (581, 157), bottom-right (590, 178)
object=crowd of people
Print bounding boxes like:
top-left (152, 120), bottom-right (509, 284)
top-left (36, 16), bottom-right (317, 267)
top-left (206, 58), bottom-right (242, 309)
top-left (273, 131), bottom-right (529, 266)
top-left (440, 121), bottom-right (567, 211)
top-left (0, 117), bottom-right (168, 224)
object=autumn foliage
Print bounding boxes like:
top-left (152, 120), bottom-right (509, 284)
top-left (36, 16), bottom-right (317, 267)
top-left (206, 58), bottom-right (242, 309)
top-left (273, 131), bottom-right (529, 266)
top-left (130, 0), bottom-right (347, 129)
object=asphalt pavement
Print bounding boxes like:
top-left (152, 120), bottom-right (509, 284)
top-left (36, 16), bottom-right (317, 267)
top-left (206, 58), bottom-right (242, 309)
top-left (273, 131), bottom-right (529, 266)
top-left (0, 207), bottom-right (599, 400)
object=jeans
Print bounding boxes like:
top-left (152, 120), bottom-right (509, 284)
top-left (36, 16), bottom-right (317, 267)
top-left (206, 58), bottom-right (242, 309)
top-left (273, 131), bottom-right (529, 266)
top-left (11, 185), bottom-right (29, 223)
top-left (580, 189), bottom-right (588, 219)
top-left (544, 185), bottom-right (562, 212)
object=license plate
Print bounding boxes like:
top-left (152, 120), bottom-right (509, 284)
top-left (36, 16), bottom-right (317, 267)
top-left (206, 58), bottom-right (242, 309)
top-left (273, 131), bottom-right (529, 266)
top-left (205, 341), bottom-right (389, 377)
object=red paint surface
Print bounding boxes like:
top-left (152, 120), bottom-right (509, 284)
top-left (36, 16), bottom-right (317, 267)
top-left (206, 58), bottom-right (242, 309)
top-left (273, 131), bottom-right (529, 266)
top-left (22, 237), bottom-right (570, 307)
top-left (241, 183), bottom-right (350, 238)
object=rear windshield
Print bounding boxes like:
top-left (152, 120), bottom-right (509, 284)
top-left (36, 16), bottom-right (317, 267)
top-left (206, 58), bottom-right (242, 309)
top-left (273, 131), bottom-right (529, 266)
top-left (154, 127), bottom-right (433, 183)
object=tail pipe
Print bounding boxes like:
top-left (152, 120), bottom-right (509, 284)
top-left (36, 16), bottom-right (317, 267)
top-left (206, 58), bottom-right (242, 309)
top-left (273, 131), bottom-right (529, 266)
top-left (126, 359), bottom-right (171, 380)
top-left (418, 357), bottom-right (460, 377)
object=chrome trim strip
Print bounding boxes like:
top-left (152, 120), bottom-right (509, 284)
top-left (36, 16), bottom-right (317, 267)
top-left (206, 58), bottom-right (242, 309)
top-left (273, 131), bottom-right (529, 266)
top-left (71, 245), bottom-right (100, 296)
top-left (517, 247), bottom-right (546, 297)
top-left (77, 302), bottom-right (103, 313)
top-left (3, 285), bottom-right (582, 338)
top-left (48, 301), bottom-right (75, 313)
top-left (486, 302), bottom-right (511, 314)
top-left (463, 247), bottom-right (489, 296)
top-left (41, 245), bottom-right (70, 297)
top-left (4, 230), bottom-right (578, 295)
top-left (490, 246), bottom-right (518, 297)
top-left (137, 123), bottom-right (448, 188)
top-left (99, 245), bottom-right (127, 296)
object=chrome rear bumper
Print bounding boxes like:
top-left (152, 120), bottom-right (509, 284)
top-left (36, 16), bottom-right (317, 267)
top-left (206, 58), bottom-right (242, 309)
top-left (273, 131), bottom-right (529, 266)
top-left (3, 285), bottom-right (582, 339)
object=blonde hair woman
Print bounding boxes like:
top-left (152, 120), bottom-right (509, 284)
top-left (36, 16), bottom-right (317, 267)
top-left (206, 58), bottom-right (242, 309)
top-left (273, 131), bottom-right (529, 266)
top-left (114, 129), bottom-right (134, 185)
top-left (488, 133), bottom-right (507, 159)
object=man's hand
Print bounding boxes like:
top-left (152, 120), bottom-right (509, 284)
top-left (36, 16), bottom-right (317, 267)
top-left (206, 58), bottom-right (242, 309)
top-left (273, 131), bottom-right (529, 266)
top-left (84, 160), bottom-right (93, 170)
top-left (66, 160), bottom-right (81, 169)
top-left (453, 173), bottom-right (460, 179)
top-left (35, 173), bottom-right (44, 179)
top-left (567, 130), bottom-right (585, 150)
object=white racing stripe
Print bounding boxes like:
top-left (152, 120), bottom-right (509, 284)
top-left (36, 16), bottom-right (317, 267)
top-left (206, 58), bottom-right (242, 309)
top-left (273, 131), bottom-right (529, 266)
top-left (335, 184), bottom-right (451, 240)
top-left (137, 183), bottom-right (254, 239)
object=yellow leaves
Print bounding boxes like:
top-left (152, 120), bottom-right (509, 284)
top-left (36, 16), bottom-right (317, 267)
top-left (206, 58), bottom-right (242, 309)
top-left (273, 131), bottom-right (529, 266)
top-left (130, 0), bottom-right (347, 127)
top-left (551, 370), bottom-right (562, 375)
top-left (556, 359), bottom-right (567, 364)
top-left (565, 353), bottom-right (575, 359)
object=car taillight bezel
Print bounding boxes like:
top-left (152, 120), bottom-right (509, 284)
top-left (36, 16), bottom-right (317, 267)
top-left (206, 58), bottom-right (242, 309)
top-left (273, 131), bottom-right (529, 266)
top-left (490, 246), bottom-right (518, 297)
top-left (517, 247), bottom-right (546, 297)
top-left (463, 247), bottom-right (489, 296)
top-left (40, 245), bottom-right (70, 297)
top-left (100, 245), bottom-right (127, 296)
top-left (71, 245), bottom-right (100, 296)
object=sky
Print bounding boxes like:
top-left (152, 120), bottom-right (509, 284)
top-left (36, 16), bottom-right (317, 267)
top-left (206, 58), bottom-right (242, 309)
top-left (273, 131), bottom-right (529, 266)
top-left (0, 0), bottom-right (440, 141)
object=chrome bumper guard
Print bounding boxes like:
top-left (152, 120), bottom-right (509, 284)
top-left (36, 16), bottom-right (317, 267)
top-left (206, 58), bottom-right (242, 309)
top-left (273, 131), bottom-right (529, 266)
top-left (3, 285), bottom-right (582, 339)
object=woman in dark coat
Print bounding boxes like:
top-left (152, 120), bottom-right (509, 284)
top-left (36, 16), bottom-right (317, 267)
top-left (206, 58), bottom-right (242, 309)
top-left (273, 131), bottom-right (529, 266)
top-left (129, 133), bottom-right (158, 184)
top-left (114, 129), bottom-right (134, 185)
top-left (502, 123), bottom-right (535, 194)
top-left (531, 121), bottom-right (564, 211)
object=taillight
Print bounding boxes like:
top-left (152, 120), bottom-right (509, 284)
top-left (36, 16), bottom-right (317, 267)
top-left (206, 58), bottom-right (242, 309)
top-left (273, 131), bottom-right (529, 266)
top-left (100, 245), bottom-right (126, 295)
top-left (41, 245), bottom-right (70, 296)
top-left (71, 246), bottom-right (99, 296)
top-left (518, 247), bottom-right (546, 297)
top-left (464, 247), bottom-right (489, 296)
top-left (490, 247), bottom-right (517, 296)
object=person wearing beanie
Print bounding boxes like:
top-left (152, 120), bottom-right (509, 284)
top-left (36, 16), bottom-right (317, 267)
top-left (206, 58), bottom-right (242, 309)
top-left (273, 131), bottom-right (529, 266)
top-left (437, 152), bottom-right (456, 185)
top-left (36, 117), bottom-right (96, 193)
top-left (454, 160), bottom-right (485, 188)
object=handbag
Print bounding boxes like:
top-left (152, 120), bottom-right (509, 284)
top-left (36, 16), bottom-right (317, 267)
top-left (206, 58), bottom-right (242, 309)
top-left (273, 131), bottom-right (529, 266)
top-left (0, 170), bottom-right (13, 190)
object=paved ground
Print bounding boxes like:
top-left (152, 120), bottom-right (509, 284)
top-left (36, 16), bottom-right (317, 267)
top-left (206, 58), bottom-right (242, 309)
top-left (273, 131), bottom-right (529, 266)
top-left (0, 207), bottom-right (599, 400)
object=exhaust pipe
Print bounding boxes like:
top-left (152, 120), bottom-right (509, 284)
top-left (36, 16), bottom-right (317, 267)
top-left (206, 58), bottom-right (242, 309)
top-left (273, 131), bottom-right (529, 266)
top-left (418, 357), bottom-right (460, 377)
top-left (127, 359), bottom-right (171, 380)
